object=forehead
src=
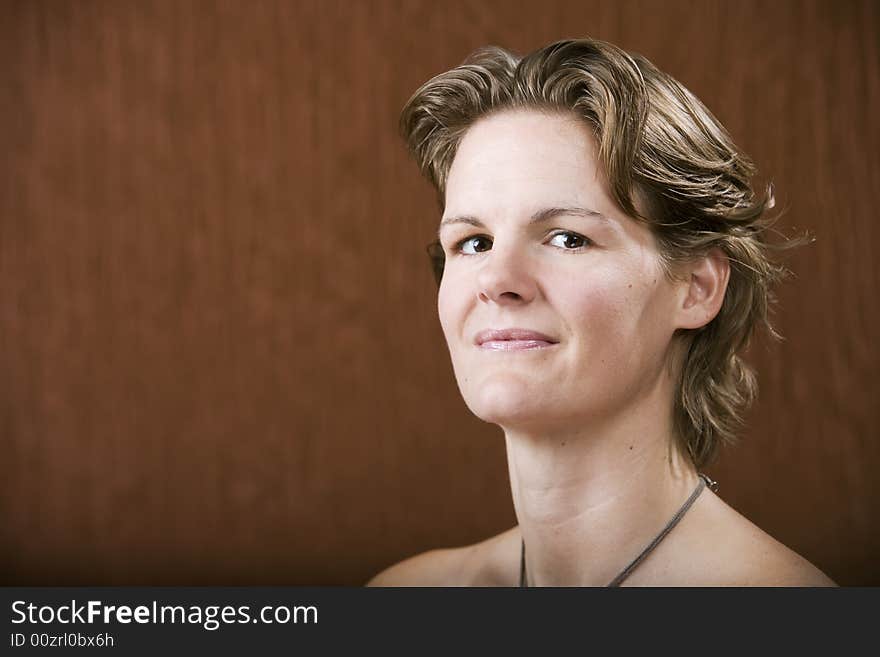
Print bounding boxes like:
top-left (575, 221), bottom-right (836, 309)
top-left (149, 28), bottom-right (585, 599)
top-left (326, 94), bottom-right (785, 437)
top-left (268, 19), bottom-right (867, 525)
top-left (444, 109), bottom-right (613, 217)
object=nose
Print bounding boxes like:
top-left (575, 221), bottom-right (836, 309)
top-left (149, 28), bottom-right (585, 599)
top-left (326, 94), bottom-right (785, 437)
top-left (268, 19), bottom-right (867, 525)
top-left (476, 240), bottom-right (538, 305)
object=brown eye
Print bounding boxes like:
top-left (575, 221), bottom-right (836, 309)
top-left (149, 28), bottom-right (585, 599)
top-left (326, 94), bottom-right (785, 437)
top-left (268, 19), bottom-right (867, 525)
top-left (549, 232), bottom-right (590, 250)
top-left (459, 235), bottom-right (493, 254)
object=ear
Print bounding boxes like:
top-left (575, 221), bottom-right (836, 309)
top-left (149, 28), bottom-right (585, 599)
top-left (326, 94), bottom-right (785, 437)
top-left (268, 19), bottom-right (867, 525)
top-left (674, 248), bottom-right (731, 330)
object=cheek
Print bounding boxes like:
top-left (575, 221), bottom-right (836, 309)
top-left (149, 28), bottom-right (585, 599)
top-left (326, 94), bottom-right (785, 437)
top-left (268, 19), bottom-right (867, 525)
top-left (437, 278), bottom-right (463, 341)
top-left (587, 278), bottom-right (676, 358)
top-left (558, 273), bottom-right (631, 334)
top-left (558, 270), bottom-right (668, 362)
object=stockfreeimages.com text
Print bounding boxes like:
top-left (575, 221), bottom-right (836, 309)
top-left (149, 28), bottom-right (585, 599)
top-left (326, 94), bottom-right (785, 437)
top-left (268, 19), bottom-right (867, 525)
top-left (11, 600), bottom-right (317, 631)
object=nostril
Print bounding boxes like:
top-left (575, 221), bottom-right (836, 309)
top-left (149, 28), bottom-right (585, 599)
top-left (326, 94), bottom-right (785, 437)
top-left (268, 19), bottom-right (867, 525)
top-left (479, 289), bottom-right (525, 303)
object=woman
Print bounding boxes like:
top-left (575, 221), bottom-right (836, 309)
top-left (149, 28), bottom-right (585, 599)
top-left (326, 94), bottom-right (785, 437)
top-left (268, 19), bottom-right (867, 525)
top-left (369, 38), bottom-right (834, 586)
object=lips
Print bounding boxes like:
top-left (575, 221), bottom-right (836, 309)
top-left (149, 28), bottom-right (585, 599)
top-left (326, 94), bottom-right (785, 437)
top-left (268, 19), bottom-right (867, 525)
top-left (474, 328), bottom-right (559, 351)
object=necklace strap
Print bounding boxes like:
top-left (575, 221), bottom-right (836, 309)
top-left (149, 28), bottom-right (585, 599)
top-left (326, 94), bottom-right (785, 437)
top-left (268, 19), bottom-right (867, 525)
top-left (519, 473), bottom-right (714, 587)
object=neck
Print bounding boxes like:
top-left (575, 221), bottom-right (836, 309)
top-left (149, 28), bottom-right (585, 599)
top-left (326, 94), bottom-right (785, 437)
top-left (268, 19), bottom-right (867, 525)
top-left (505, 381), bottom-right (698, 586)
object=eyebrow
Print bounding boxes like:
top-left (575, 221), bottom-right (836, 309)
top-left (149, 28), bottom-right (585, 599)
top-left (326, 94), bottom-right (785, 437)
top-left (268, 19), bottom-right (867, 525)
top-left (438, 206), bottom-right (609, 238)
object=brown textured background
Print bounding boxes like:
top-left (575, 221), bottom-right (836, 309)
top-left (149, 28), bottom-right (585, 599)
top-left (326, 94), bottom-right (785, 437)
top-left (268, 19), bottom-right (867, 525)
top-left (1, 0), bottom-right (877, 585)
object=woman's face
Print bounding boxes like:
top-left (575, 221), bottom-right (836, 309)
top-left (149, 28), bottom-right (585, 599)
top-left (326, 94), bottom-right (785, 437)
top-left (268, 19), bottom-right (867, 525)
top-left (437, 109), bottom-right (686, 433)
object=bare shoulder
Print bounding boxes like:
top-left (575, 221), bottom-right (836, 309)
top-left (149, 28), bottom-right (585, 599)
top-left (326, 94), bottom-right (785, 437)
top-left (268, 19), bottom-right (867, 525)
top-left (366, 547), bottom-right (469, 586)
top-left (367, 493), bottom-right (836, 587)
top-left (467, 526), bottom-right (523, 586)
top-left (366, 528), bottom-right (522, 587)
top-left (654, 489), bottom-right (837, 587)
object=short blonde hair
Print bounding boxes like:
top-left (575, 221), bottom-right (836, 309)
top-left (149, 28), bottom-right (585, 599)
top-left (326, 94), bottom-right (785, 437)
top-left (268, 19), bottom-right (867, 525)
top-left (400, 38), bottom-right (800, 467)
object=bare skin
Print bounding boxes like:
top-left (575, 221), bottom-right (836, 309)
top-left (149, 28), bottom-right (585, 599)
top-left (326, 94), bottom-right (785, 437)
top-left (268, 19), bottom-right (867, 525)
top-left (369, 109), bottom-right (835, 588)
top-left (368, 490), bottom-right (836, 586)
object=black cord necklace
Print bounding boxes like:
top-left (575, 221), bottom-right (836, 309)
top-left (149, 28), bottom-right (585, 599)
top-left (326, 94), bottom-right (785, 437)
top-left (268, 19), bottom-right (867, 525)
top-left (519, 473), bottom-right (717, 587)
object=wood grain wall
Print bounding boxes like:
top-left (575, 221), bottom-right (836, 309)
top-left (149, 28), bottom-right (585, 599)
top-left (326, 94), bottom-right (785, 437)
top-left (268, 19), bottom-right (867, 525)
top-left (1, 0), bottom-right (877, 585)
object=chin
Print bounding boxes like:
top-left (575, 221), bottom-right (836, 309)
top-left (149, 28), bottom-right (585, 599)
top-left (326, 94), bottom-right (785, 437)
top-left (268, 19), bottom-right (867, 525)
top-left (461, 376), bottom-right (550, 427)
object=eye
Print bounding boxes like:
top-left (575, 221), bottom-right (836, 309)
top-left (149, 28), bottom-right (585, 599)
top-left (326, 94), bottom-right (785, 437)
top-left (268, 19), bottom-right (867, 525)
top-left (456, 235), bottom-right (493, 255)
top-left (548, 231), bottom-right (591, 250)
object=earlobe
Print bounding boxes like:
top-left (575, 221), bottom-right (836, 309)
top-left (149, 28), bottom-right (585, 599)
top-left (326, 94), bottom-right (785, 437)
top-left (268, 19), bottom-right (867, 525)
top-left (677, 248), bottom-right (731, 330)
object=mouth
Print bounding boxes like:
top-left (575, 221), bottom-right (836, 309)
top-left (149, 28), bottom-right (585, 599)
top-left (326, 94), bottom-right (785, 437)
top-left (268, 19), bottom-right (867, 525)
top-left (474, 328), bottom-right (559, 351)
